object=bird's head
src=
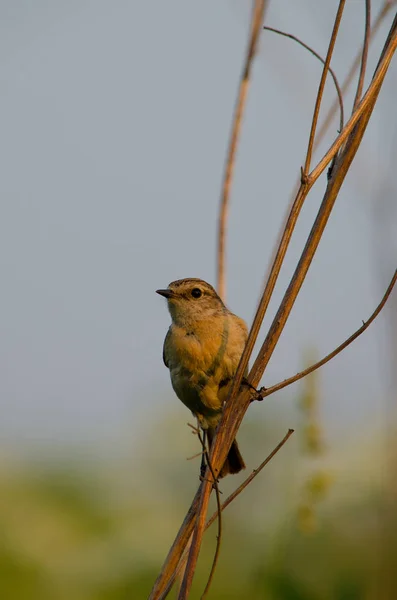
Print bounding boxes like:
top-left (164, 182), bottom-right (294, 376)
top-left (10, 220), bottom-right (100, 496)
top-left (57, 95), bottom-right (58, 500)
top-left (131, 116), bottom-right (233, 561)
top-left (156, 278), bottom-right (226, 326)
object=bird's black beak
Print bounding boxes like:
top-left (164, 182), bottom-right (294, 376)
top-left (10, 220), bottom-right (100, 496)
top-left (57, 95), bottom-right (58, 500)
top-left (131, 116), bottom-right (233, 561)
top-left (156, 289), bottom-right (174, 299)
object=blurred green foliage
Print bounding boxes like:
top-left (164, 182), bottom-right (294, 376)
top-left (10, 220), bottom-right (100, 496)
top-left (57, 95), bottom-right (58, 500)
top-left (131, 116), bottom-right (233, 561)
top-left (0, 397), bottom-right (396, 599)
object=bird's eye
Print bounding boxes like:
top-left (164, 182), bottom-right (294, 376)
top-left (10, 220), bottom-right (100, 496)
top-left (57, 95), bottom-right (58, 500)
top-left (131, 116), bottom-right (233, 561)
top-left (191, 288), bottom-right (202, 299)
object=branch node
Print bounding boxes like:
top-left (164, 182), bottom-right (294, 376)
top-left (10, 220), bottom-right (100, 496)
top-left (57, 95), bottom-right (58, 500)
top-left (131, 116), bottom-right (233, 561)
top-left (300, 166), bottom-right (309, 185)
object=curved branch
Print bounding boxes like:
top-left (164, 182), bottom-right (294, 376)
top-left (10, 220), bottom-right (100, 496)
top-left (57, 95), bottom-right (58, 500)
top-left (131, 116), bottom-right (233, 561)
top-left (206, 429), bottom-right (294, 525)
top-left (263, 26), bottom-right (344, 134)
top-left (259, 269), bottom-right (397, 399)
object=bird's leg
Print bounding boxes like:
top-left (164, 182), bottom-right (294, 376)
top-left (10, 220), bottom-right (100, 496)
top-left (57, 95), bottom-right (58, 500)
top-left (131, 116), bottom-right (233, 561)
top-left (200, 429), bottom-right (207, 479)
top-left (198, 428), bottom-right (220, 488)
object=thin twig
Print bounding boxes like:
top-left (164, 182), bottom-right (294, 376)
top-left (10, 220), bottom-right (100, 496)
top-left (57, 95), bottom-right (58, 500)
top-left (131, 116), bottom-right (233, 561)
top-left (186, 451), bottom-right (205, 461)
top-left (197, 430), bottom-right (222, 600)
top-left (263, 26), bottom-right (344, 134)
top-left (353, 0), bottom-right (371, 111)
top-left (217, 0), bottom-right (267, 301)
top-left (258, 270), bottom-right (397, 399)
top-left (206, 428), bottom-right (294, 527)
top-left (303, 0), bottom-right (346, 176)
top-left (317, 0), bottom-right (395, 144)
top-left (159, 429), bottom-right (294, 599)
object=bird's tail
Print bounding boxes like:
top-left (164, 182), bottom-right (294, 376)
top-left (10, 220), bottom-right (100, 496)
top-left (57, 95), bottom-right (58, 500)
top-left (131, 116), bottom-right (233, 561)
top-left (207, 428), bottom-right (245, 478)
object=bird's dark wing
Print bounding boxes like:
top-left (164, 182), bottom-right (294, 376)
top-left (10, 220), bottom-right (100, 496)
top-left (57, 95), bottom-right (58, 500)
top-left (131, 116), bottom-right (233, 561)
top-left (162, 327), bottom-right (172, 368)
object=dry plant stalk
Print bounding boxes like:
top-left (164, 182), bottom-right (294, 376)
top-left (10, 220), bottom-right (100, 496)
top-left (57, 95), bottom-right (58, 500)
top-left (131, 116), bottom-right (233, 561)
top-left (217, 0), bottom-right (268, 300)
top-left (149, 3), bottom-right (397, 598)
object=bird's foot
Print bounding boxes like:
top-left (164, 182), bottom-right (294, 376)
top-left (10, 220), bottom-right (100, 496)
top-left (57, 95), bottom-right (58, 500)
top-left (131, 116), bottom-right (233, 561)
top-left (242, 378), bottom-right (266, 402)
top-left (199, 474), bottom-right (221, 491)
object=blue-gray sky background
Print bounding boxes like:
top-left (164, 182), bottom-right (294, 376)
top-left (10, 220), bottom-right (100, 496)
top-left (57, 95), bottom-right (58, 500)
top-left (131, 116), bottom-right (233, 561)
top-left (1, 1), bottom-right (396, 461)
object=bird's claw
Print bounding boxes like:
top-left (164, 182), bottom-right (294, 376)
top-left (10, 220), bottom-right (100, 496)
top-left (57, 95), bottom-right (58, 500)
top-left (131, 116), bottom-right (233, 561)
top-left (242, 378), bottom-right (266, 402)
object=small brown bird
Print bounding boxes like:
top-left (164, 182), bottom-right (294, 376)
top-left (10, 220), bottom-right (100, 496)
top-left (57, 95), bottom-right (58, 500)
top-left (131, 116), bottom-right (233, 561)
top-left (156, 278), bottom-right (247, 477)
